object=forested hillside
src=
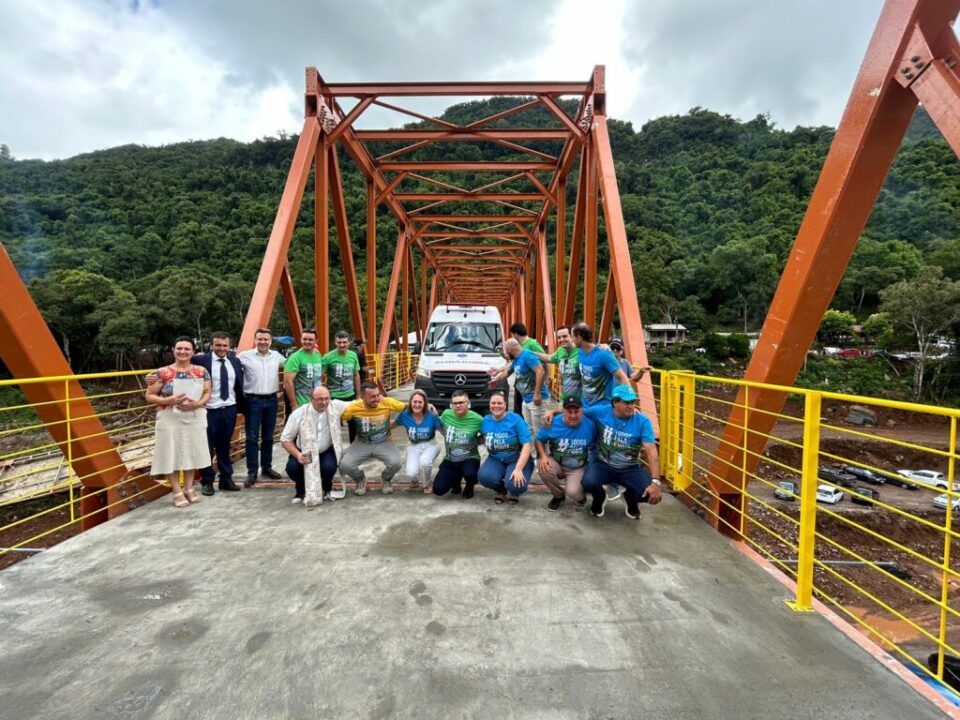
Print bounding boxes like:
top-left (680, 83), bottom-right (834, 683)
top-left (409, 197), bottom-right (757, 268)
top-left (1, 101), bottom-right (958, 372)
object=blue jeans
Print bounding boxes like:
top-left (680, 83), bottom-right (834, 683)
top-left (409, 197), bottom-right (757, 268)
top-left (245, 395), bottom-right (278, 475)
top-left (582, 461), bottom-right (652, 507)
top-left (433, 458), bottom-right (480, 496)
top-left (478, 455), bottom-right (533, 496)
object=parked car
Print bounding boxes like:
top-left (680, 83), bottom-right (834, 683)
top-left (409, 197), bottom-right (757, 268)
top-left (933, 494), bottom-right (960, 511)
top-left (882, 471), bottom-right (919, 490)
top-left (842, 466), bottom-right (885, 485)
top-left (818, 467), bottom-right (857, 487)
top-left (774, 481), bottom-right (798, 501)
top-left (851, 486), bottom-right (879, 506)
top-left (838, 348), bottom-right (862, 358)
top-left (816, 485), bottom-right (844, 504)
top-left (898, 469), bottom-right (959, 491)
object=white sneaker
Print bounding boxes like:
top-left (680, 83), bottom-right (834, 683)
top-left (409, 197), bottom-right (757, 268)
top-left (382, 480), bottom-right (394, 494)
top-left (322, 492), bottom-right (331, 501)
top-left (354, 479), bottom-right (367, 496)
top-left (291, 496), bottom-right (303, 504)
top-left (606, 486), bottom-right (623, 502)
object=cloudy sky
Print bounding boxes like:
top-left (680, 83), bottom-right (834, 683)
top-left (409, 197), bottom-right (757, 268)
top-left (1, 0), bottom-right (885, 160)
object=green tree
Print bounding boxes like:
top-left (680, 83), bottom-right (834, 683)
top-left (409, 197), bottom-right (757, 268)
top-left (818, 309), bottom-right (856, 344)
top-left (879, 267), bottom-right (960, 399)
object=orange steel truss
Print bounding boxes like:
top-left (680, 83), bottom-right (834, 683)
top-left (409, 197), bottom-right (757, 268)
top-left (707, 0), bottom-right (960, 535)
top-left (237, 65), bottom-right (657, 420)
top-left (3, 0), bottom-right (955, 531)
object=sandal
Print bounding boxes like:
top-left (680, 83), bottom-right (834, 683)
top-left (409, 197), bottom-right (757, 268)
top-left (184, 488), bottom-right (202, 504)
top-left (507, 497), bottom-right (519, 505)
top-left (172, 490), bottom-right (189, 508)
top-left (494, 493), bottom-right (506, 505)
top-left (423, 484), bottom-right (433, 495)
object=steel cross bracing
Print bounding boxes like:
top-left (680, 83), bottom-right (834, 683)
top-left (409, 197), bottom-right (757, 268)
top-left (237, 64), bottom-right (657, 421)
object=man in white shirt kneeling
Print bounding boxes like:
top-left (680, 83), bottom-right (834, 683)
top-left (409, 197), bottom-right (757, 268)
top-left (280, 386), bottom-right (348, 506)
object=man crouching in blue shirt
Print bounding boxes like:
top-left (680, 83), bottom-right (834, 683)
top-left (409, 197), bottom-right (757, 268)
top-left (544, 384), bottom-right (662, 519)
top-left (478, 391), bottom-right (533, 505)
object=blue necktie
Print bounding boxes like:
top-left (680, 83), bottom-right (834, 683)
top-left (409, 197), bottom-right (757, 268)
top-left (219, 358), bottom-right (229, 400)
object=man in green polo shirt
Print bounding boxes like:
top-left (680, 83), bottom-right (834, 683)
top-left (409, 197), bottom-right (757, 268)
top-left (283, 328), bottom-right (324, 409)
top-left (531, 325), bottom-right (580, 401)
top-left (322, 330), bottom-right (362, 441)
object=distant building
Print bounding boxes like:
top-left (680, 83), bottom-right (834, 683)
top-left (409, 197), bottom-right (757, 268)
top-left (644, 323), bottom-right (688, 346)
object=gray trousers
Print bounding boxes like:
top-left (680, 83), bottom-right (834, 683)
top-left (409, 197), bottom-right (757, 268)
top-left (339, 441), bottom-right (402, 482)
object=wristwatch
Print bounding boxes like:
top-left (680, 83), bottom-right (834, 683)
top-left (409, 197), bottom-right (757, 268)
top-left (651, 478), bottom-right (662, 486)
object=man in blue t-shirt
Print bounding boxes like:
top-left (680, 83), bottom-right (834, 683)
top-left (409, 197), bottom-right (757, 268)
top-left (489, 338), bottom-right (551, 440)
top-left (546, 384), bottom-right (662, 520)
top-left (534, 396), bottom-right (597, 512)
top-left (477, 392), bottom-right (534, 504)
top-left (573, 323), bottom-right (631, 407)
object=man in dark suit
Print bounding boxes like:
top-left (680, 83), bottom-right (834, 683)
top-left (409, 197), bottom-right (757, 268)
top-left (194, 331), bottom-right (246, 495)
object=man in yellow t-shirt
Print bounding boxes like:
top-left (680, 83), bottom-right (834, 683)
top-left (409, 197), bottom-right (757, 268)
top-left (340, 382), bottom-right (407, 495)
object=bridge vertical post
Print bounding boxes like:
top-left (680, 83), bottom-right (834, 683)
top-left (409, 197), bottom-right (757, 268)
top-left (555, 174), bottom-right (566, 329)
top-left (563, 148), bottom-right (586, 325)
top-left (401, 243), bottom-right (410, 352)
top-left (536, 228), bottom-right (556, 351)
top-left (582, 139), bottom-right (598, 328)
top-left (787, 391), bottom-right (821, 612)
top-left (316, 142), bottom-right (330, 350)
top-left (366, 176), bottom-right (377, 349)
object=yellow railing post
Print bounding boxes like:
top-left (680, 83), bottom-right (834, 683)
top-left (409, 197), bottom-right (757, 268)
top-left (65, 379), bottom-right (75, 523)
top-left (740, 386), bottom-right (750, 537)
top-left (674, 371), bottom-right (695, 493)
top-left (936, 416), bottom-right (957, 680)
top-left (658, 371), bottom-right (674, 484)
top-left (787, 391), bottom-right (820, 612)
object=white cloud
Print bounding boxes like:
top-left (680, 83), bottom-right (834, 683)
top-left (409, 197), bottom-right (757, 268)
top-left (0, 0), bottom-right (896, 159)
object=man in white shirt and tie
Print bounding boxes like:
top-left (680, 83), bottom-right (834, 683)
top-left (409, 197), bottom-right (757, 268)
top-left (238, 328), bottom-right (286, 487)
top-left (194, 331), bottom-right (246, 496)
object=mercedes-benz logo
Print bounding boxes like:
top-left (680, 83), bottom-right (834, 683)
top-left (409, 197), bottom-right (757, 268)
top-left (454, 374), bottom-right (467, 386)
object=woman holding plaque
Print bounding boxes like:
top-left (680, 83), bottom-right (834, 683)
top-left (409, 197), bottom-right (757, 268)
top-left (146, 336), bottom-right (212, 507)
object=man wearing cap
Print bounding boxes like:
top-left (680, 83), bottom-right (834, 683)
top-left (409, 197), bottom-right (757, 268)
top-left (544, 384), bottom-right (662, 519)
top-left (534, 395), bottom-right (597, 512)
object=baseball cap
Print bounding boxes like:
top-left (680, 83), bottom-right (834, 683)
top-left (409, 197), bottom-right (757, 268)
top-left (611, 384), bottom-right (638, 402)
top-left (562, 396), bottom-right (583, 409)
top-left (608, 336), bottom-right (624, 349)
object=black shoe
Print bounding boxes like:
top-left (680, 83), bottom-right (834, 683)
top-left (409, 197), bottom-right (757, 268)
top-left (547, 496), bottom-right (565, 512)
top-left (625, 500), bottom-right (641, 520)
top-left (200, 484), bottom-right (215, 497)
top-left (451, 483), bottom-right (462, 496)
top-left (462, 482), bottom-right (475, 500)
top-left (219, 479), bottom-right (241, 492)
top-left (262, 468), bottom-right (282, 480)
top-left (590, 492), bottom-right (607, 518)
top-left (244, 474), bottom-right (257, 488)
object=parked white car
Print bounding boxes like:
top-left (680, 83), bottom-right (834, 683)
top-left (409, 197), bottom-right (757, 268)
top-left (898, 470), bottom-right (959, 490)
top-left (933, 494), bottom-right (960, 511)
top-left (816, 485), bottom-right (844, 504)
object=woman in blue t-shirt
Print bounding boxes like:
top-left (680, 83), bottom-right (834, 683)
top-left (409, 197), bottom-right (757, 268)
top-left (395, 389), bottom-right (444, 493)
top-left (477, 392), bottom-right (533, 505)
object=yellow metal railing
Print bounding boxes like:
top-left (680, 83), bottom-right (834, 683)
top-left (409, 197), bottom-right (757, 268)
top-left (368, 351), bottom-right (418, 391)
top-left (653, 367), bottom-right (960, 687)
top-left (0, 368), bottom-right (285, 567)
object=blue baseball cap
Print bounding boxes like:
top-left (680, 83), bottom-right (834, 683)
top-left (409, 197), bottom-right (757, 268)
top-left (611, 384), bottom-right (638, 402)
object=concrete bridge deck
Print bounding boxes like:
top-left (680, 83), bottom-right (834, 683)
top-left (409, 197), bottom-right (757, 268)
top-left (0, 484), bottom-right (948, 719)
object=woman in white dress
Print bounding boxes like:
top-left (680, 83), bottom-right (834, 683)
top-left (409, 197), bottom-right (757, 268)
top-left (146, 336), bottom-right (212, 507)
